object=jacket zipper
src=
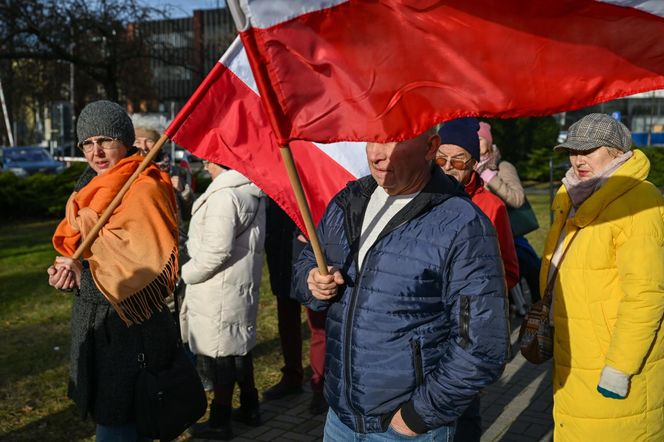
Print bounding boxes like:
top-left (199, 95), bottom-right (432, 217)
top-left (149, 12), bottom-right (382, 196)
top-left (343, 267), bottom-right (365, 433)
top-left (459, 296), bottom-right (471, 349)
top-left (342, 191), bottom-right (368, 433)
top-left (339, 184), bottom-right (443, 432)
top-left (411, 340), bottom-right (424, 386)
top-left (343, 235), bottom-right (407, 431)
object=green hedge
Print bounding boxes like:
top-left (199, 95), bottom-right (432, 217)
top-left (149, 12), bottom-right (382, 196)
top-left (640, 147), bottom-right (664, 188)
top-left (518, 147), bottom-right (568, 182)
top-left (194, 171), bottom-right (212, 194)
top-left (0, 165), bottom-right (213, 222)
top-left (0, 163), bottom-right (87, 222)
top-left (2, 147), bottom-right (661, 222)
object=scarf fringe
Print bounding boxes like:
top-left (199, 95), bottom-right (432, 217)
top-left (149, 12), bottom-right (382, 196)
top-left (113, 248), bottom-right (178, 326)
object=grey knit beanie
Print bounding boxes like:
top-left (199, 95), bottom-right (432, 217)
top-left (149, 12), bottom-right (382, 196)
top-left (77, 100), bottom-right (135, 148)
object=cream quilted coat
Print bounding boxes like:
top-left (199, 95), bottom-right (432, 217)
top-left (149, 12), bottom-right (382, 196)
top-left (181, 170), bottom-right (265, 358)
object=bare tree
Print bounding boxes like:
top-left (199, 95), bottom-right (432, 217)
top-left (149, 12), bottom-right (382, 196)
top-left (0, 0), bottom-right (177, 99)
top-left (0, 0), bottom-right (192, 142)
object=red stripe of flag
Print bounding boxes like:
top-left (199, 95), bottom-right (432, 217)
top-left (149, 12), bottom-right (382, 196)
top-left (239, 0), bottom-right (664, 144)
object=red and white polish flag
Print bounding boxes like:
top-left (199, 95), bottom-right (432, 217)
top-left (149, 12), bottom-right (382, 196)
top-left (165, 38), bottom-right (369, 233)
top-left (230, 0), bottom-right (664, 145)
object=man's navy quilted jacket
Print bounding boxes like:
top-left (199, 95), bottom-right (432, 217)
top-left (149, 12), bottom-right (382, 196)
top-left (293, 167), bottom-right (510, 434)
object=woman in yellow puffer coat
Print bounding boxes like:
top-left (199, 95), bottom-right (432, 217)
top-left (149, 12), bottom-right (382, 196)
top-left (541, 114), bottom-right (664, 442)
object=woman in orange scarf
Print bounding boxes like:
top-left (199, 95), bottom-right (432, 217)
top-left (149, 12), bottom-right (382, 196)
top-left (47, 101), bottom-right (180, 441)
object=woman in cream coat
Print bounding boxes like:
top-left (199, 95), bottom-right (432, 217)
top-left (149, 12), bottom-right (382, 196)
top-left (542, 114), bottom-right (664, 442)
top-left (182, 162), bottom-right (265, 440)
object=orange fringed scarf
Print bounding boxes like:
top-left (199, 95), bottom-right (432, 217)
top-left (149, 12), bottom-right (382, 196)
top-left (53, 154), bottom-right (179, 326)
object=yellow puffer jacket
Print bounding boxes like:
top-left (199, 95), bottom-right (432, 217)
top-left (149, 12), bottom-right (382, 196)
top-left (541, 150), bottom-right (664, 442)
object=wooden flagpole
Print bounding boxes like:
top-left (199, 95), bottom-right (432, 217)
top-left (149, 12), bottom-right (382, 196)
top-left (72, 134), bottom-right (169, 260)
top-left (279, 145), bottom-right (329, 276)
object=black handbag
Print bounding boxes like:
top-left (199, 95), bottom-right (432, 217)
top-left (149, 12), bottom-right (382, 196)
top-left (134, 294), bottom-right (207, 441)
top-left (507, 198), bottom-right (539, 237)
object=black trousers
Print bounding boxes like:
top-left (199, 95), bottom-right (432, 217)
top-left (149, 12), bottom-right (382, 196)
top-left (276, 296), bottom-right (304, 386)
top-left (198, 352), bottom-right (257, 408)
top-left (453, 395), bottom-right (481, 442)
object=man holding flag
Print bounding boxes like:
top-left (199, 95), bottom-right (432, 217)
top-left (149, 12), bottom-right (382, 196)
top-left (292, 127), bottom-right (510, 440)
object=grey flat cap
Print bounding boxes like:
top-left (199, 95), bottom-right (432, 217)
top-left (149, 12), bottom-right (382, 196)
top-left (77, 100), bottom-right (135, 148)
top-left (554, 113), bottom-right (632, 153)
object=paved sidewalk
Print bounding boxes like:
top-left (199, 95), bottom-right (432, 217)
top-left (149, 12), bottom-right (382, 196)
top-left (480, 327), bottom-right (553, 442)
top-left (191, 323), bottom-right (553, 442)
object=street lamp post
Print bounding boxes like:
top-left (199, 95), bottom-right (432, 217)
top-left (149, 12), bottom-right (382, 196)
top-left (59, 102), bottom-right (66, 149)
top-left (69, 38), bottom-right (76, 157)
top-left (0, 76), bottom-right (15, 146)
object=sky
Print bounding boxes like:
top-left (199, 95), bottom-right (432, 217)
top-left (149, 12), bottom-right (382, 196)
top-left (143, 0), bottom-right (227, 18)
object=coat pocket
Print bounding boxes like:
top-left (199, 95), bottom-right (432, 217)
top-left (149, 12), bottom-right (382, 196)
top-left (411, 339), bottom-right (424, 387)
top-left (588, 298), bottom-right (621, 356)
top-left (599, 298), bottom-right (621, 338)
top-left (459, 295), bottom-right (471, 349)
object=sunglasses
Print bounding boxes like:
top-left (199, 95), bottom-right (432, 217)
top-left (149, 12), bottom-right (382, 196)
top-left (435, 155), bottom-right (473, 171)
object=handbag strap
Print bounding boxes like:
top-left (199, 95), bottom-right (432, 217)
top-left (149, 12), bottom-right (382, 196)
top-left (172, 280), bottom-right (184, 342)
top-left (542, 229), bottom-right (580, 307)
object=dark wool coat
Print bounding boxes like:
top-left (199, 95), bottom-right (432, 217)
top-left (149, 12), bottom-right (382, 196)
top-left (67, 167), bottom-right (179, 425)
top-left (264, 198), bottom-right (306, 298)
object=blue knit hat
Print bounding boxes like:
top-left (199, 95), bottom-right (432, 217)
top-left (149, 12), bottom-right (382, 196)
top-left (437, 117), bottom-right (480, 161)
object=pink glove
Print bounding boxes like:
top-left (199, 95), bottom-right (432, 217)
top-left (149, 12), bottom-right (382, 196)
top-left (480, 169), bottom-right (498, 184)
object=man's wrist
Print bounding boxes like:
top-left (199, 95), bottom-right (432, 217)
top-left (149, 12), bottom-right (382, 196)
top-left (400, 400), bottom-right (429, 434)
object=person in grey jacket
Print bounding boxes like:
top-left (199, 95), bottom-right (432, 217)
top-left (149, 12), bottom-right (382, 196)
top-left (293, 127), bottom-right (509, 441)
top-left (181, 161), bottom-right (266, 440)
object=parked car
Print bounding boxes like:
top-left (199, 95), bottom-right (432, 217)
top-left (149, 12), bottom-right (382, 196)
top-left (0, 146), bottom-right (65, 177)
top-left (52, 143), bottom-right (83, 159)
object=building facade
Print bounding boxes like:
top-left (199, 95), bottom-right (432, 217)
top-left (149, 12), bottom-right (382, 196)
top-left (558, 90), bottom-right (664, 146)
top-left (130, 7), bottom-right (236, 116)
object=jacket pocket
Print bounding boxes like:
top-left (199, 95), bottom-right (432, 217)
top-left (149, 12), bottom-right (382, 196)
top-left (411, 339), bottom-right (424, 387)
top-left (459, 295), bottom-right (471, 349)
top-left (600, 298), bottom-right (621, 338)
top-left (588, 298), bottom-right (620, 357)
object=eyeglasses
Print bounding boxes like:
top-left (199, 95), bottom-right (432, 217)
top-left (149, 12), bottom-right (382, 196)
top-left (435, 155), bottom-right (473, 171)
top-left (77, 137), bottom-right (121, 153)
